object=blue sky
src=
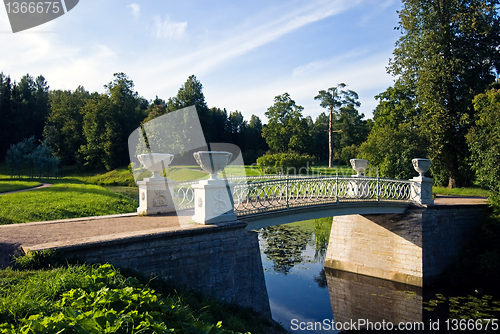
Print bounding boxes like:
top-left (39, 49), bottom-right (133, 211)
top-left (0, 0), bottom-right (403, 122)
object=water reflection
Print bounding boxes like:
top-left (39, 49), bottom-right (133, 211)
top-left (259, 219), bottom-right (333, 331)
top-left (258, 218), bottom-right (423, 333)
top-left (326, 268), bottom-right (423, 330)
top-left (260, 225), bottom-right (313, 274)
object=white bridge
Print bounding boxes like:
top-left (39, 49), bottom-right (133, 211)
top-left (170, 172), bottom-right (433, 229)
top-left (136, 157), bottom-right (434, 229)
top-left (124, 157), bottom-right (482, 289)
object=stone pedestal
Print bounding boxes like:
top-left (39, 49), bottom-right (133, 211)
top-left (347, 177), bottom-right (369, 199)
top-left (137, 177), bottom-right (176, 215)
top-left (192, 179), bottom-right (236, 224)
top-left (410, 176), bottom-right (434, 205)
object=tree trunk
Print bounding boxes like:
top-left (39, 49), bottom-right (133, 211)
top-left (448, 176), bottom-right (457, 189)
top-left (447, 155), bottom-right (461, 188)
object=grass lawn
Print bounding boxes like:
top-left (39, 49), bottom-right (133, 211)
top-left (0, 183), bottom-right (137, 225)
top-left (166, 166), bottom-right (208, 181)
top-left (76, 166), bottom-right (210, 185)
top-left (309, 164), bottom-right (354, 177)
top-left (75, 167), bottom-right (136, 186)
top-left (0, 181), bottom-right (42, 193)
top-left (433, 186), bottom-right (491, 198)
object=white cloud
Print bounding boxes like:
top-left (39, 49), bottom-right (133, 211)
top-left (0, 0), bottom-right (397, 123)
top-left (127, 4), bottom-right (140, 20)
top-left (140, 0), bottom-right (362, 96)
top-left (152, 16), bottom-right (187, 39)
top-left (292, 48), bottom-right (371, 77)
top-left (358, 0), bottom-right (398, 27)
top-left (203, 50), bottom-right (394, 122)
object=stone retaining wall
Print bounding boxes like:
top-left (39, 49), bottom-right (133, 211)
top-left (27, 221), bottom-right (270, 315)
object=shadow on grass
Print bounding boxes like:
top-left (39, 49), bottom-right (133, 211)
top-left (0, 177), bottom-right (89, 185)
top-left (0, 217), bottom-right (22, 225)
top-left (33, 184), bottom-right (125, 198)
top-left (0, 243), bottom-right (21, 269)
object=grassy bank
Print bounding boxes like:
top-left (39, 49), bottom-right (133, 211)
top-left (433, 186), bottom-right (491, 197)
top-left (0, 183), bottom-right (137, 225)
top-left (0, 255), bottom-right (279, 334)
top-left (0, 181), bottom-right (42, 193)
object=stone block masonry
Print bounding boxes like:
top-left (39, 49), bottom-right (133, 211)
top-left (26, 221), bottom-right (271, 315)
top-left (421, 204), bottom-right (487, 281)
top-left (325, 204), bottom-right (487, 286)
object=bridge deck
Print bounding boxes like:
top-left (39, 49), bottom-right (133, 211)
top-left (0, 210), bottom-right (200, 269)
top-left (434, 195), bottom-right (488, 205)
top-left (0, 196), bottom-right (487, 269)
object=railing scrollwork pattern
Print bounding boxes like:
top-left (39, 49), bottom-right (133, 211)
top-left (172, 175), bottom-right (413, 216)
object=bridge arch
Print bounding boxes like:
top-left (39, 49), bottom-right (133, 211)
top-left (240, 200), bottom-right (410, 230)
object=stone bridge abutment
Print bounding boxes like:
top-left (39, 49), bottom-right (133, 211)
top-left (325, 203), bottom-right (487, 286)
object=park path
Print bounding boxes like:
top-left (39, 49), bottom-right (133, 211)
top-left (434, 195), bottom-right (488, 205)
top-left (0, 183), bottom-right (53, 195)
top-left (0, 211), bottom-right (201, 269)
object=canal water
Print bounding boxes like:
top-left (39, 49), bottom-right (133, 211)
top-left (258, 218), bottom-right (338, 333)
top-left (257, 217), bottom-right (423, 333)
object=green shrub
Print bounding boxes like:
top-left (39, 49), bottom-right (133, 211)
top-left (340, 144), bottom-right (359, 165)
top-left (5, 137), bottom-right (59, 178)
top-left (256, 152), bottom-right (313, 174)
top-left (12, 249), bottom-right (63, 270)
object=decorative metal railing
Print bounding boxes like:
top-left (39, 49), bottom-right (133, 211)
top-left (172, 180), bottom-right (196, 209)
top-left (172, 175), bottom-right (413, 216)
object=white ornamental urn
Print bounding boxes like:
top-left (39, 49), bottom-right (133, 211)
top-left (137, 153), bottom-right (174, 179)
top-left (194, 151), bottom-right (233, 180)
top-left (412, 158), bottom-right (431, 177)
top-left (350, 159), bottom-right (369, 177)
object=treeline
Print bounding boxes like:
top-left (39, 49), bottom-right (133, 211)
top-left (260, 90), bottom-right (371, 163)
top-left (0, 73), bottom-right (49, 160)
top-left (2, 1), bottom-right (499, 189)
top-left (1, 71), bottom-right (372, 173)
top-left (0, 73), bottom-right (271, 171)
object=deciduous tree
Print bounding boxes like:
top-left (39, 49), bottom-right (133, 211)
top-left (315, 84), bottom-right (361, 167)
top-left (315, 84), bottom-right (369, 165)
top-left (359, 84), bottom-right (427, 179)
top-left (43, 87), bottom-right (91, 164)
top-left (467, 88), bottom-right (500, 194)
top-left (168, 75), bottom-right (212, 142)
top-left (262, 93), bottom-right (310, 153)
top-left (389, 0), bottom-right (500, 187)
top-left (79, 73), bottom-right (146, 170)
